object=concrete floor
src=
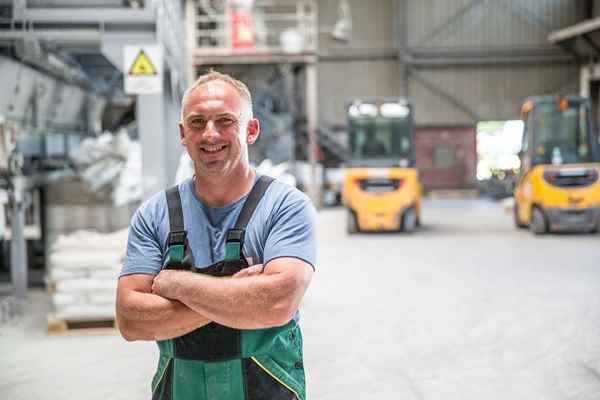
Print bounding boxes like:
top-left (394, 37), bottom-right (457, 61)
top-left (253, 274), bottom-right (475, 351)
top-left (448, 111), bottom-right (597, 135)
top-left (2, 198), bottom-right (600, 399)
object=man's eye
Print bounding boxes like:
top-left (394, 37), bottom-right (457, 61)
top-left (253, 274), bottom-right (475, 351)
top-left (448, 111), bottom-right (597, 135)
top-left (218, 118), bottom-right (234, 125)
top-left (190, 119), bottom-right (205, 127)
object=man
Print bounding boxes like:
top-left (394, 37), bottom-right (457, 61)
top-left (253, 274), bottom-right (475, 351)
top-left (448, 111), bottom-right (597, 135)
top-left (116, 70), bottom-right (315, 400)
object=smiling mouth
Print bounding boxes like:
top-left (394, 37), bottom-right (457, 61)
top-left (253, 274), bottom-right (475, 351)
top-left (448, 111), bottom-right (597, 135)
top-left (200, 144), bottom-right (227, 153)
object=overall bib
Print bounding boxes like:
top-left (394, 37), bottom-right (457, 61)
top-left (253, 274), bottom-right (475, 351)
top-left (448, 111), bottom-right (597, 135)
top-left (152, 176), bottom-right (306, 400)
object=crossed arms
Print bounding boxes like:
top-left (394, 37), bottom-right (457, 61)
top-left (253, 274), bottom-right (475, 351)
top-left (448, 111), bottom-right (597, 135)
top-left (116, 257), bottom-right (313, 341)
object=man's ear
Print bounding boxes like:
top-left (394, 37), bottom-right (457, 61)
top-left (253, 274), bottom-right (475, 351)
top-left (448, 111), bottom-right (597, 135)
top-left (246, 118), bottom-right (260, 144)
top-left (178, 122), bottom-right (186, 146)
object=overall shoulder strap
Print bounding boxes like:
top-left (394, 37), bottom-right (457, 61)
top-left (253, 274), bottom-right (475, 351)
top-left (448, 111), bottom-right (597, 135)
top-left (166, 186), bottom-right (185, 237)
top-left (234, 175), bottom-right (275, 229)
top-left (165, 186), bottom-right (187, 263)
top-left (224, 175), bottom-right (274, 260)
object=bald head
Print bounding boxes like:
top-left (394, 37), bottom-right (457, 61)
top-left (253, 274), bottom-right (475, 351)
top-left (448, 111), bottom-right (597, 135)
top-left (181, 70), bottom-right (253, 121)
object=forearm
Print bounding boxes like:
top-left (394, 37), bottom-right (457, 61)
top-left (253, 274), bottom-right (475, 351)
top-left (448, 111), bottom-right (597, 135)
top-left (117, 290), bottom-right (211, 341)
top-left (168, 271), bottom-right (297, 330)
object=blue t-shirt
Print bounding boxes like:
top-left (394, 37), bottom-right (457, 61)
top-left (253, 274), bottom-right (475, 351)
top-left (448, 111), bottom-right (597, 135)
top-left (121, 176), bottom-right (316, 277)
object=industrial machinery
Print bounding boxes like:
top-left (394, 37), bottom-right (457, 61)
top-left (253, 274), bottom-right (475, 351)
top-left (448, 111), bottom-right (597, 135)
top-left (341, 98), bottom-right (421, 233)
top-left (0, 0), bottom-right (186, 301)
top-left (514, 95), bottom-right (600, 234)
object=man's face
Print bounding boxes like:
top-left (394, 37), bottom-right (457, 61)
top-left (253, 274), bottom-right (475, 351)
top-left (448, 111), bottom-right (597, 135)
top-left (178, 80), bottom-right (259, 179)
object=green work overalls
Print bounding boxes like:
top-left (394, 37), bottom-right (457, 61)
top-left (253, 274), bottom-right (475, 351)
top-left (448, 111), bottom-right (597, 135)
top-left (151, 176), bottom-right (306, 400)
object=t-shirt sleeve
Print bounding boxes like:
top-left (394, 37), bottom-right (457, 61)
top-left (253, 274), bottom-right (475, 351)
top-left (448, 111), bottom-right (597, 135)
top-left (263, 192), bottom-right (317, 270)
top-left (120, 204), bottom-right (164, 278)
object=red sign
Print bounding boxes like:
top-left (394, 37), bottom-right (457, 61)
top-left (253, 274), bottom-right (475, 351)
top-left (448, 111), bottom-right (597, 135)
top-left (231, 10), bottom-right (255, 49)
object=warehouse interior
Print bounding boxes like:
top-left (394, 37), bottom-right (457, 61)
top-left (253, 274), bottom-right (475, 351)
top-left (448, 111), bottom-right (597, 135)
top-left (2, 1), bottom-right (600, 399)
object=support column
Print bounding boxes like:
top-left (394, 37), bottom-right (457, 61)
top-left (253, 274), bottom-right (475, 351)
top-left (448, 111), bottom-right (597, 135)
top-left (101, 33), bottom-right (179, 198)
top-left (10, 175), bottom-right (27, 299)
top-left (581, 64), bottom-right (592, 98)
top-left (305, 63), bottom-right (320, 207)
top-left (137, 94), bottom-right (170, 198)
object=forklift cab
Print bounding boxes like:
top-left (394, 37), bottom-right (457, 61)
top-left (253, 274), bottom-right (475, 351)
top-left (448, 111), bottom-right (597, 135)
top-left (347, 101), bottom-right (415, 166)
top-left (514, 95), bottom-right (600, 234)
top-left (342, 98), bottom-right (421, 233)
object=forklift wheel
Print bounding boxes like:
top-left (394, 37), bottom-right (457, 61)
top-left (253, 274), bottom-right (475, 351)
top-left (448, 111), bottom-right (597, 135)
top-left (530, 207), bottom-right (547, 235)
top-left (347, 209), bottom-right (359, 234)
top-left (402, 207), bottom-right (417, 233)
top-left (593, 216), bottom-right (600, 234)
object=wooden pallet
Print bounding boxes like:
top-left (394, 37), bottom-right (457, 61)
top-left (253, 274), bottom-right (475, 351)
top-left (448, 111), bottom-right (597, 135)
top-left (46, 314), bottom-right (118, 336)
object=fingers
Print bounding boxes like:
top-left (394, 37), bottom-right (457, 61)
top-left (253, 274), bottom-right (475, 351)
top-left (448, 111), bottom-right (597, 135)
top-left (233, 264), bottom-right (264, 278)
top-left (151, 276), bottom-right (160, 295)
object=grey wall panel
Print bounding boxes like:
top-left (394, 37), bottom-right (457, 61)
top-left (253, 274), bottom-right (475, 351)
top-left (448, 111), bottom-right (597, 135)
top-left (318, 0), bottom-right (395, 51)
top-left (317, 60), bottom-right (400, 126)
top-left (407, 0), bottom-right (585, 48)
top-left (0, 58), bottom-right (37, 124)
top-left (411, 64), bottom-right (579, 125)
top-left (409, 78), bottom-right (473, 125)
top-left (37, 78), bottom-right (60, 130)
top-left (594, 0), bottom-right (600, 17)
top-left (49, 85), bottom-right (86, 129)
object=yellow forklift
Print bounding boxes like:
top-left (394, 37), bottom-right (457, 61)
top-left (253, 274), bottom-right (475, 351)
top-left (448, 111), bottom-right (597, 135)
top-left (341, 98), bottom-right (421, 233)
top-left (514, 95), bottom-right (600, 234)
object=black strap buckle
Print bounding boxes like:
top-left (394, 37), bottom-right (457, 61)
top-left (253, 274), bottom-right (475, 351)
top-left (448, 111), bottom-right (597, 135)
top-left (226, 229), bottom-right (245, 243)
top-left (168, 230), bottom-right (187, 246)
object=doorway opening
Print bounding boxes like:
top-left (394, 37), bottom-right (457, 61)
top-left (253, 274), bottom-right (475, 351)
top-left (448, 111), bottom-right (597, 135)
top-left (476, 120), bottom-right (523, 198)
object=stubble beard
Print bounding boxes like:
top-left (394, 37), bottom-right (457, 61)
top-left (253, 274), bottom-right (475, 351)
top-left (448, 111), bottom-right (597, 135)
top-left (195, 150), bottom-right (248, 183)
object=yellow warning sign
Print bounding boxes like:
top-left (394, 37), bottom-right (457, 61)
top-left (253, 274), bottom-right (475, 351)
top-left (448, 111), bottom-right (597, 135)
top-left (128, 50), bottom-right (157, 76)
top-left (124, 45), bottom-right (162, 94)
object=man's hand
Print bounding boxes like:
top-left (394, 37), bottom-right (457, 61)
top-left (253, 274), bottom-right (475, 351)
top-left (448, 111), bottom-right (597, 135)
top-left (117, 273), bottom-right (212, 341)
top-left (233, 264), bottom-right (263, 278)
top-left (152, 269), bottom-right (189, 299)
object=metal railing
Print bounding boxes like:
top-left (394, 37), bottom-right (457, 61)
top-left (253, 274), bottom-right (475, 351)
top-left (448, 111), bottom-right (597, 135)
top-left (190, 0), bottom-right (317, 55)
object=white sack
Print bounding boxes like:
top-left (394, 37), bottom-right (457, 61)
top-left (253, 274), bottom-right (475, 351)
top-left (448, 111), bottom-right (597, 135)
top-left (49, 250), bottom-right (123, 271)
top-left (54, 278), bottom-right (117, 293)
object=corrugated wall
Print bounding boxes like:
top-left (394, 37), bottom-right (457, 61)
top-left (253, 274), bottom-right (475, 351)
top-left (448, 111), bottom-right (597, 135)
top-left (402, 0), bottom-right (585, 125)
top-left (318, 61), bottom-right (400, 126)
top-left (312, 0), bottom-right (586, 126)
top-left (409, 64), bottom-right (580, 125)
top-left (594, 0), bottom-right (600, 17)
top-left (317, 0), bottom-right (398, 126)
top-left (406, 0), bottom-right (582, 49)
top-left (318, 0), bottom-right (395, 50)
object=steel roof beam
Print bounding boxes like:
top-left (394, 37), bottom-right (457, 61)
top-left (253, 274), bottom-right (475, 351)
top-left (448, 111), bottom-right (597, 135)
top-left (18, 7), bottom-right (154, 25)
top-left (0, 29), bottom-right (101, 45)
top-left (549, 18), bottom-right (600, 44)
top-left (403, 47), bottom-right (575, 66)
top-left (582, 33), bottom-right (600, 55)
top-left (496, 0), bottom-right (552, 36)
top-left (409, 70), bottom-right (481, 122)
top-left (416, 0), bottom-right (484, 47)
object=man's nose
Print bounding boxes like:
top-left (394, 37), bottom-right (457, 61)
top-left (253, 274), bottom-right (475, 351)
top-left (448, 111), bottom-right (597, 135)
top-left (203, 120), bottom-right (220, 138)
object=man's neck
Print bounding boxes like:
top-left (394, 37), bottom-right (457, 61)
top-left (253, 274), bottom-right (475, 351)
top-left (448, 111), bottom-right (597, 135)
top-left (193, 165), bottom-right (256, 207)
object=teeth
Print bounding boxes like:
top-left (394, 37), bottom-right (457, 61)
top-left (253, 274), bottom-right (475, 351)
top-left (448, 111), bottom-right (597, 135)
top-left (202, 144), bottom-right (226, 153)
